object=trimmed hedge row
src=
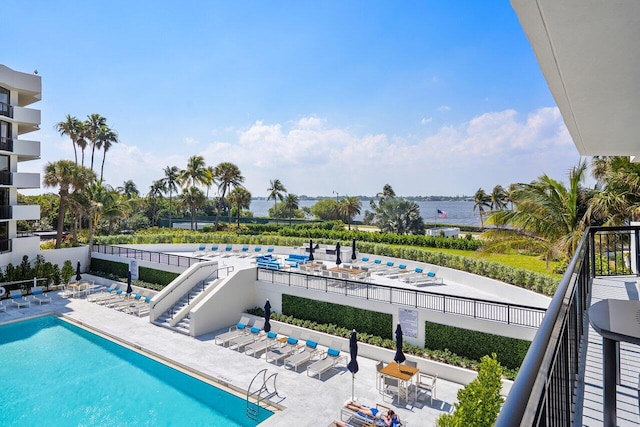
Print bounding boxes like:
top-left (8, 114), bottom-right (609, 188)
top-left (282, 294), bottom-right (392, 339)
top-left (424, 321), bottom-right (530, 370)
top-left (94, 231), bottom-right (558, 296)
top-left (89, 258), bottom-right (179, 287)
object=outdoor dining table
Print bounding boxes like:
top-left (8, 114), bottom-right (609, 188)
top-left (379, 362), bottom-right (420, 402)
top-left (327, 267), bottom-right (364, 275)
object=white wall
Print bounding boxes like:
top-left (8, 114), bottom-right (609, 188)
top-left (40, 245), bottom-right (90, 272)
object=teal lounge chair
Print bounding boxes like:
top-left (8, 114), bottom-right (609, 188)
top-left (228, 319), bottom-right (265, 351)
top-left (31, 286), bottom-right (52, 304)
top-left (214, 316), bottom-right (252, 346)
top-left (10, 290), bottom-right (31, 309)
top-left (284, 338), bottom-right (321, 372)
top-left (244, 327), bottom-right (280, 358)
top-left (306, 341), bottom-right (345, 379)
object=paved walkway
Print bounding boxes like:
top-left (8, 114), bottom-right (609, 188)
top-left (0, 292), bottom-right (464, 426)
top-left (581, 276), bottom-right (640, 426)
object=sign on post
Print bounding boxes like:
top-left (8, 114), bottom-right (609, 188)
top-left (130, 260), bottom-right (139, 280)
top-left (399, 308), bottom-right (418, 338)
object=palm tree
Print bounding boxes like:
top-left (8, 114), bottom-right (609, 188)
top-left (589, 156), bottom-right (640, 224)
top-left (282, 193), bottom-right (300, 225)
top-left (180, 186), bottom-right (206, 230)
top-left (98, 125), bottom-right (118, 181)
top-left (43, 160), bottom-right (96, 248)
top-left (214, 162), bottom-right (244, 225)
top-left (204, 165), bottom-right (216, 198)
top-left (339, 196), bottom-right (362, 230)
top-left (85, 113), bottom-right (107, 172)
top-left (54, 115), bottom-right (83, 165)
top-left (490, 185), bottom-right (508, 210)
top-left (227, 186), bottom-right (252, 227)
top-left (473, 188), bottom-right (492, 228)
top-left (374, 198), bottom-right (425, 234)
top-left (267, 179), bottom-right (287, 223)
top-left (370, 183), bottom-right (396, 210)
top-left (147, 179), bottom-right (166, 226)
top-left (485, 161), bottom-right (591, 265)
top-left (180, 155), bottom-right (208, 188)
top-left (162, 165), bottom-right (180, 228)
top-left (118, 180), bottom-right (139, 200)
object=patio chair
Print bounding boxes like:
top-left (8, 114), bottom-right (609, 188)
top-left (10, 290), bottom-right (31, 309)
top-left (123, 295), bottom-right (153, 317)
top-left (382, 376), bottom-right (402, 404)
top-left (416, 373), bottom-right (437, 404)
top-left (87, 284), bottom-right (121, 302)
top-left (265, 331), bottom-right (299, 366)
top-left (284, 338), bottom-right (320, 372)
top-left (228, 319), bottom-right (265, 351)
top-left (244, 326), bottom-right (280, 358)
top-left (214, 316), bottom-right (252, 346)
top-left (31, 286), bottom-right (52, 305)
top-left (307, 341), bottom-right (345, 379)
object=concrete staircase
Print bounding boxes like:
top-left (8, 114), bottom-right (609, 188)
top-left (153, 279), bottom-right (216, 334)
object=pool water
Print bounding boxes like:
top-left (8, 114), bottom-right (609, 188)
top-left (0, 316), bottom-right (272, 426)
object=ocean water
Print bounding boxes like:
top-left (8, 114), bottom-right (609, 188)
top-left (250, 199), bottom-right (481, 227)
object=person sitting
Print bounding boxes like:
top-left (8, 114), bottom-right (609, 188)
top-left (382, 410), bottom-right (401, 427)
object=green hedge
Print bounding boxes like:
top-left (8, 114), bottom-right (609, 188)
top-left (89, 258), bottom-right (179, 287)
top-left (424, 321), bottom-right (530, 370)
top-left (282, 294), bottom-right (392, 339)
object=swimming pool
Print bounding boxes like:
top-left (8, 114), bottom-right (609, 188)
top-left (0, 316), bottom-right (272, 426)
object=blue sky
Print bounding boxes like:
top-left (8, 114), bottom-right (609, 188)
top-left (6, 0), bottom-right (581, 197)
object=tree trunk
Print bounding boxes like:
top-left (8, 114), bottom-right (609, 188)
top-left (100, 152), bottom-right (107, 182)
top-left (55, 197), bottom-right (67, 249)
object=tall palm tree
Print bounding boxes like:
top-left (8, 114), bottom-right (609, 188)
top-left (147, 179), bottom-right (166, 226)
top-left (485, 161), bottom-right (591, 265)
top-left (162, 165), bottom-right (180, 228)
top-left (180, 155), bottom-right (208, 188)
top-left (589, 156), bottom-right (640, 224)
top-left (282, 193), bottom-right (300, 225)
top-left (490, 185), bottom-right (508, 210)
top-left (180, 186), bottom-right (206, 230)
top-left (370, 183), bottom-right (396, 211)
top-left (43, 160), bottom-right (96, 248)
top-left (98, 125), bottom-right (118, 181)
top-left (204, 165), bottom-right (216, 198)
top-left (339, 196), bottom-right (362, 230)
top-left (214, 162), bottom-right (244, 225)
top-left (227, 186), bottom-right (252, 227)
top-left (118, 180), bottom-right (139, 200)
top-left (267, 179), bottom-right (287, 223)
top-left (54, 115), bottom-right (83, 165)
top-left (473, 188), bottom-right (492, 228)
top-left (85, 113), bottom-right (107, 172)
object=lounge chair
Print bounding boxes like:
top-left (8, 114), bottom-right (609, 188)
top-left (284, 337), bottom-right (321, 372)
top-left (123, 295), bottom-right (153, 317)
top-left (10, 290), bottom-right (31, 309)
top-left (214, 316), bottom-right (252, 346)
top-left (228, 319), bottom-right (265, 351)
top-left (0, 301), bottom-right (6, 313)
top-left (87, 284), bottom-right (121, 302)
top-left (221, 246), bottom-right (234, 257)
top-left (244, 328), bottom-right (280, 358)
top-left (265, 332), bottom-right (299, 365)
top-left (307, 340), bottom-right (345, 379)
top-left (340, 401), bottom-right (402, 427)
top-left (31, 286), bottom-right (52, 304)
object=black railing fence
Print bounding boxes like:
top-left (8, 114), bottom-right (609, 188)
top-left (496, 226), bottom-right (640, 426)
top-left (258, 268), bottom-right (546, 328)
top-left (92, 244), bottom-right (203, 268)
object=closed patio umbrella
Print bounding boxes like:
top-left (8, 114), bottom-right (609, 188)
top-left (126, 270), bottom-right (133, 294)
top-left (309, 239), bottom-right (314, 261)
top-left (351, 238), bottom-right (357, 261)
top-left (394, 324), bottom-right (406, 364)
top-left (75, 261), bottom-right (82, 281)
top-left (264, 300), bottom-right (272, 333)
top-left (347, 330), bottom-right (359, 402)
top-left (336, 242), bottom-right (342, 266)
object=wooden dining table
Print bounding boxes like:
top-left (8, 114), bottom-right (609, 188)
top-left (327, 266), bottom-right (364, 275)
top-left (379, 362), bottom-right (420, 401)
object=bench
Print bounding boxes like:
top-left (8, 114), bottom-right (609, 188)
top-left (284, 254), bottom-right (310, 265)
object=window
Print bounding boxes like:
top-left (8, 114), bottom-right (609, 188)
top-left (0, 222), bottom-right (8, 252)
top-left (0, 120), bottom-right (11, 151)
top-left (0, 155), bottom-right (9, 172)
top-left (0, 86), bottom-right (9, 117)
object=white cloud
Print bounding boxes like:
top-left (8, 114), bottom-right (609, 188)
top-left (420, 117), bottom-right (432, 125)
top-left (183, 137), bottom-right (198, 145)
top-left (437, 105), bottom-right (452, 112)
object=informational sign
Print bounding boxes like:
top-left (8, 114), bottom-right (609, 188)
top-left (130, 260), bottom-right (139, 280)
top-left (399, 308), bottom-right (418, 338)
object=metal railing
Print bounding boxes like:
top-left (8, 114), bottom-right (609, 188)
top-left (0, 102), bottom-right (12, 118)
top-left (495, 226), bottom-right (640, 426)
top-left (92, 244), bottom-right (204, 268)
top-left (0, 137), bottom-right (12, 152)
top-left (258, 268), bottom-right (546, 328)
top-left (0, 171), bottom-right (12, 186)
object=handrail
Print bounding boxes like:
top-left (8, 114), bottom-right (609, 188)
top-left (92, 244), bottom-right (203, 268)
top-left (246, 368), bottom-right (280, 421)
top-left (258, 267), bottom-right (546, 328)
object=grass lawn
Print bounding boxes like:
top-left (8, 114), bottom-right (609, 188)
top-left (398, 245), bottom-right (562, 279)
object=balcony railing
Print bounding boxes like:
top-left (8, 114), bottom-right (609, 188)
top-left (0, 102), bottom-right (12, 118)
top-left (92, 244), bottom-right (204, 268)
top-left (496, 225), bottom-right (640, 426)
top-left (0, 205), bottom-right (11, 219)
top-left (258, 268), bottom-right (546, 327)
top-left (0, 137), bottom-right (12, 152)
top-left (0, 171), bottom-right (11, 186)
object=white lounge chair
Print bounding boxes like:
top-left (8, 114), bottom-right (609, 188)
top-left (87, 284), bottom-right (122, 302)
top-left (10, 290), bottom-right (31, 309)
top-left (244, 328), bottom-right (279, 358)
top-left (306, 341), bottom-right (345, 379)
top-left (284, 338), bottom-right (321, 372)
top-left (214, 316), bottom-right (252, 346)
top-left (31, 286), bottom-right (52, 305)
top-left (265, 331), bottom-right (299, 366)
top-left (228, 319), bottom-right (265, 351)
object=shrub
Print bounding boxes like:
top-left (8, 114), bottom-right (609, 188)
top-left (61, 260), bottom-right (75, 284)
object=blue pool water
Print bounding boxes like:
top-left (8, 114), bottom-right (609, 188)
top-left (0, 316), bottom-right (272, 426)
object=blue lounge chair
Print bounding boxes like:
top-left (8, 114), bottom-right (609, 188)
top-left (10, 290), bottom-right (31, 309)
top-left (307, 341), bottom-right (345, 379)
top-left (31, 286), bottom-right (52, 305)
top-left (215, 316), bottom-right (252, 346)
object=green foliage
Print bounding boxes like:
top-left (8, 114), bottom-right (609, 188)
top-left (437, 354), bottom-right (504, 427)
top-left (282, 294), bottom-right (392, 339)
top-left (0, 255), bottom-right (66, 291)
top-left (89, 258), bottom-right (178, 287)
top-left (61, 260), bottom-right (75, 284)
top-left (309, 199), bottom-right (341, 220)
top-left (424, 321), bottom-right (529, 369)
top-left (139, 266), bottom-right (179, 286)
top-left (90, 258), bottom-right (129, 277)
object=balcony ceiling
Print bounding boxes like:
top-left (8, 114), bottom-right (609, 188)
top-left (511, 0), bottom-right (640, 159)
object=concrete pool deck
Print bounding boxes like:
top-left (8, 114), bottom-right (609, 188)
top-left (0, 292), bottom-right (464, 426)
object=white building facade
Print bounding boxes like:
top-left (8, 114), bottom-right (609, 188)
top-left (0, 65), bottom-right (41, 265)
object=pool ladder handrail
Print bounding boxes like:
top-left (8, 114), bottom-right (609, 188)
top-left (246, 368), bottom-right (280, 420)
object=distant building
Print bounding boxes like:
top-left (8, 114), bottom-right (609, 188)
top-left (426, 227), bottom-right (460, 238)
top-left (0, 65), bottom-right (41, 265)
